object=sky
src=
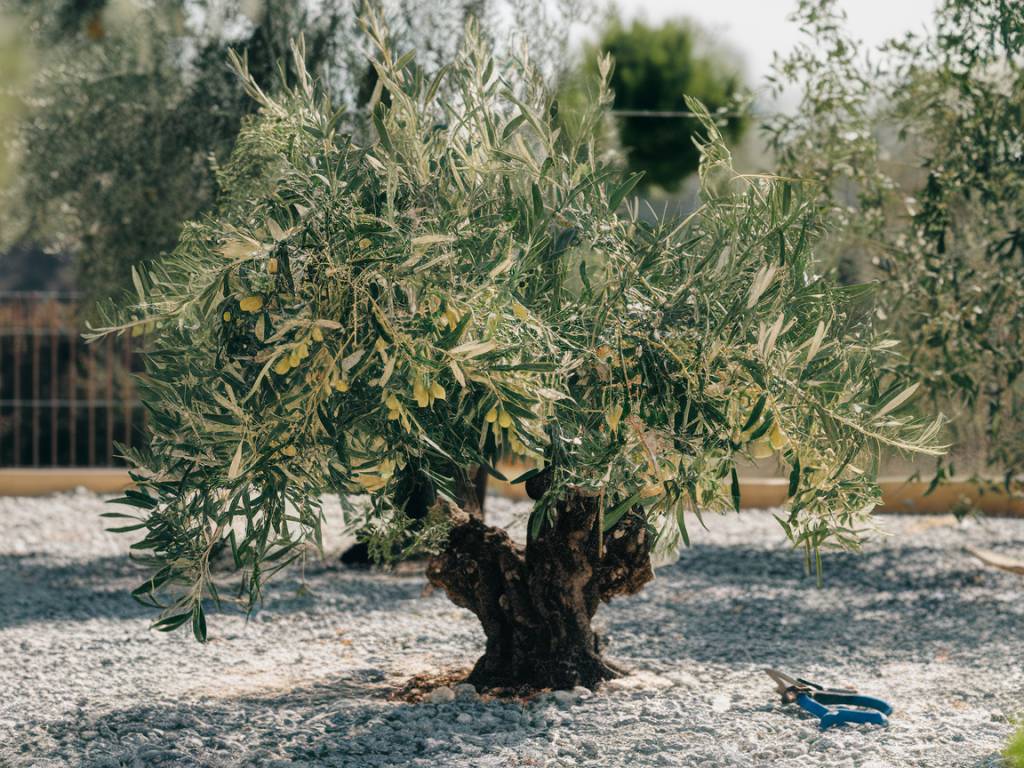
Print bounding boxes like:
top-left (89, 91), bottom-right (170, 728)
top-left (610, 0), bottom-right (939, 90)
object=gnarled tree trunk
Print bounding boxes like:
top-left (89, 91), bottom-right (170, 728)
top-left (426, 471), bottom-right (653, 691)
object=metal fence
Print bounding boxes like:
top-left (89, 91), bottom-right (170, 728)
top-left (0, 292), bottom-right (146, 467)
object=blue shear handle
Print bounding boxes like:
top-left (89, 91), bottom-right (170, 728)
top-left (796, 694), bottom-right (889, 731)
top-left (812, 692), bottom-right (893, 716)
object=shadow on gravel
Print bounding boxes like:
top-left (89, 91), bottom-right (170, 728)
top-left (259, 567), bottom-right (429, 618)
top-left (0, 553), bottom-right (429, 630)
top-left (43, 671), bottom-right (534, 766)
top-left (0, 554), bottom-right (153, 628)
top-left (603, 544), bottom-right (1024, 670)
top-left (672, 542), bottom-right (1023, 593)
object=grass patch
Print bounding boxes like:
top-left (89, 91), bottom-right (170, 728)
top-left (1006, 722), bottom-right (1024, 768)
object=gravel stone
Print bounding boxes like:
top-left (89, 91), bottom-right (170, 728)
top-left (0, 492), bottom-right (1021, 767)
top-left (453, 683), bottom-right (478, 701)
top-left (427, 686), bottom-right (455, 704)
top-left (553, 690), bottom-right (578, 707)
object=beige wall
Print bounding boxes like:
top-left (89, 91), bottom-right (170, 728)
top-left (4, 468), bottom-right (1020, 516)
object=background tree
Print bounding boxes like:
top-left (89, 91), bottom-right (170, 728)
top-left (0, 0), bottom-right (587, 306)
top-left (564, 14), bottom-right (747, 193)
top-left (764, 0), bottom-right (1024, 489)
top-left (92, 16), bottom-right (940, 691)
top-left (0, 10), bottom-right (32, 192)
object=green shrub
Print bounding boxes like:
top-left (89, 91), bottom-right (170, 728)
top-left (564, 14), bottom-right (747, 192)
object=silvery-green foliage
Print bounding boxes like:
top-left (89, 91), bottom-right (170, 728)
top-left (91, 16), bottom-right (940, 639)
top-left (765, 0), bottom-right (1024, 487)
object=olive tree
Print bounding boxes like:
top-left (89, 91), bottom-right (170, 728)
top-left (92, 15), bottom-right (940, 691)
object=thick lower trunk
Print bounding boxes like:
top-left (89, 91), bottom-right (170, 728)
top-left (426, 478), bottom-right (653, 691)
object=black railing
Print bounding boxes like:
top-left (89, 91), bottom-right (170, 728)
top-left (0, 292), bottom-right (147, 467)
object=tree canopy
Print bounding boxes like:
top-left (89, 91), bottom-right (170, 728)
top-left (91, 13), bottom-right (941, 643)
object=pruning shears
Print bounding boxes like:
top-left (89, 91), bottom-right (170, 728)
top-left (764, 668), bottom-right (893, 731)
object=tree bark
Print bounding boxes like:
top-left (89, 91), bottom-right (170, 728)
top-left (453, 466), bottom-right (487, 520)
top-left (426, 472), bottom-right (653, 691)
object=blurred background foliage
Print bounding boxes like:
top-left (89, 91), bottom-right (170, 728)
top-left (765, 0), bottom-right (1024, 486)
top-left (563, 13), bottom-right (748, 193)
top-left (0, 0), bottom-right (588, 303)
top-left (0, 11), bottom-right (33, 191)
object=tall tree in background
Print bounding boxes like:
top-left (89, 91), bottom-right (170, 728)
top-left (0, 11), bottom-right (32, 192)
top-left (765, 0), bottom-right (1024, 488)
top-left (570, 15), bottom-right (747, 192)
top-left (0, 0), bottom-right (586, 305)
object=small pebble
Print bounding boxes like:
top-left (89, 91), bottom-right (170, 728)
top-left (427, 686), bottom-right (455, 704)
top-left (454, 683), bottom-right (479, 700)
top-left (553, 690), bottom-right (578, 706)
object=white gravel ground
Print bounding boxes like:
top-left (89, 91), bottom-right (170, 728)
top-left (1, 489), bottom-right (1021, 768)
